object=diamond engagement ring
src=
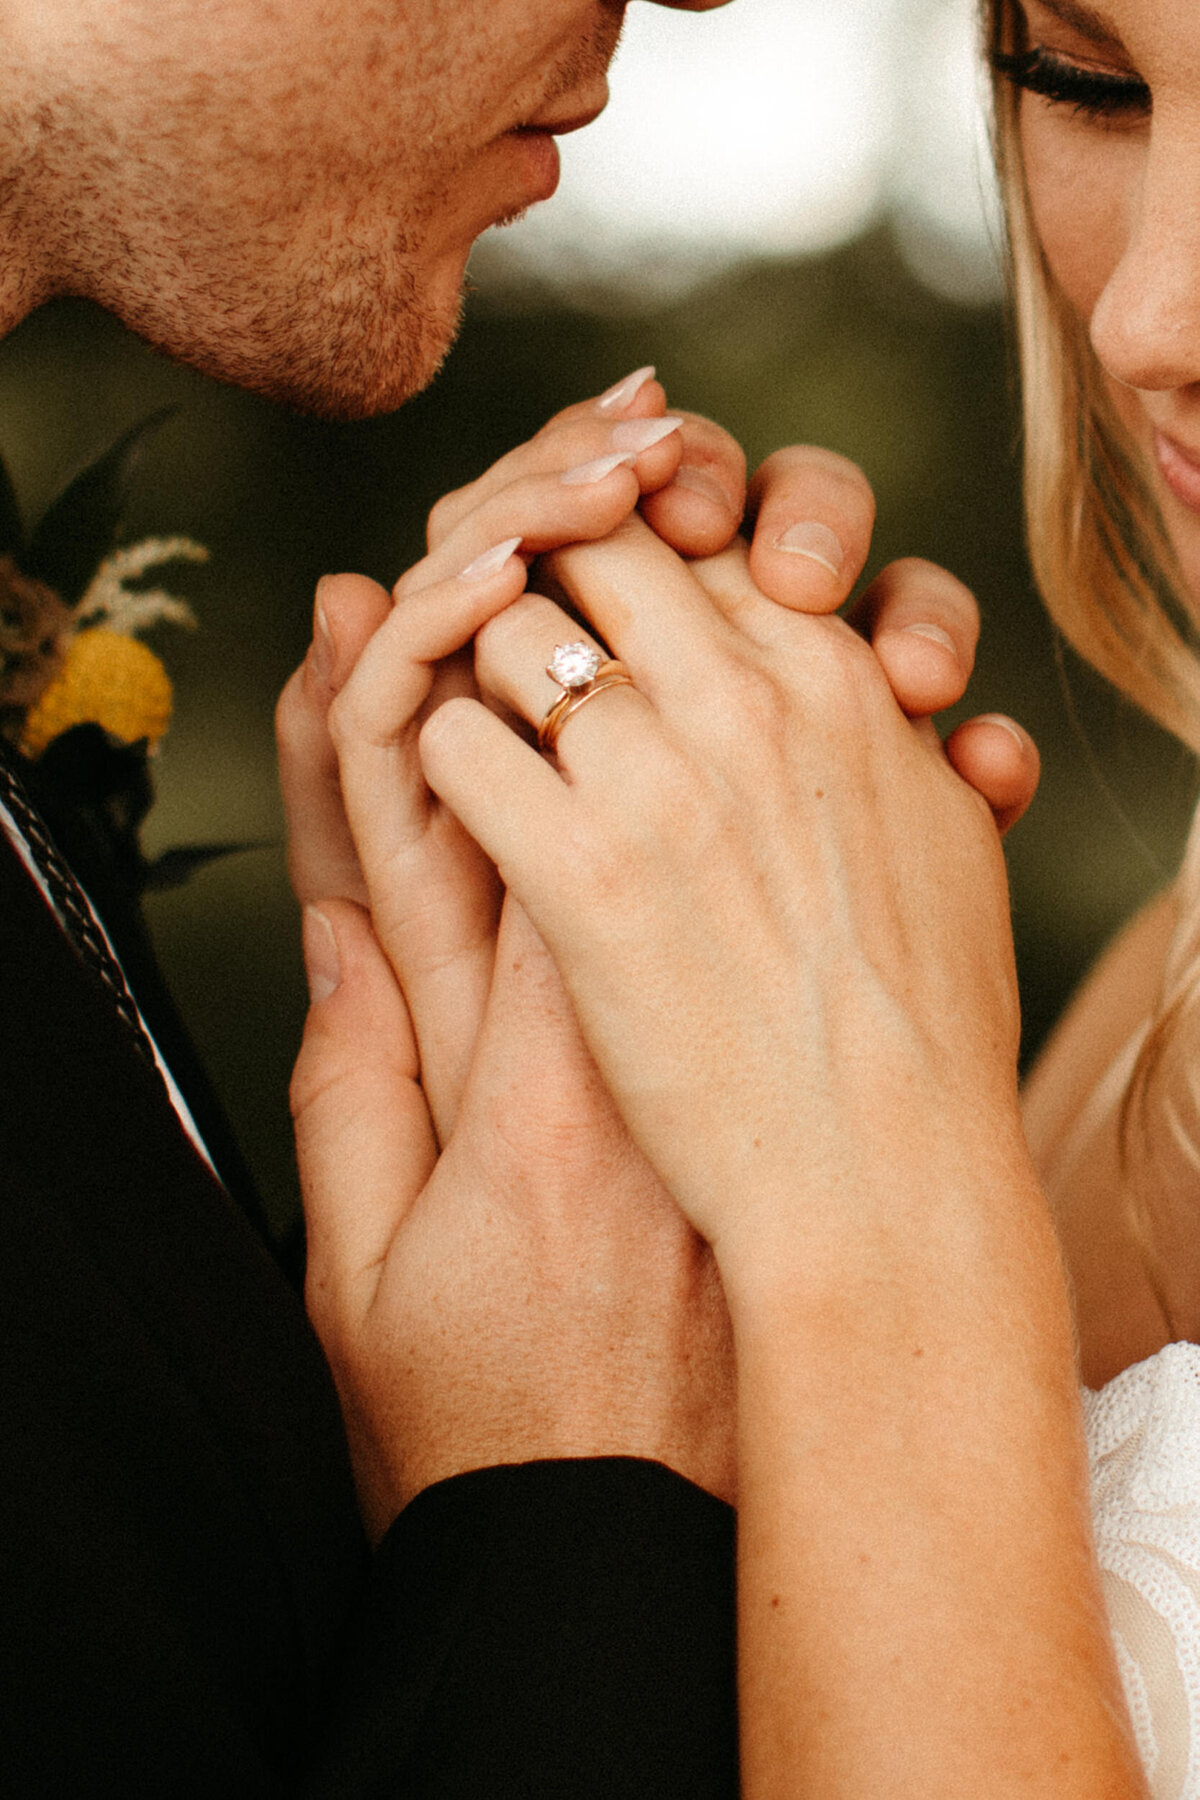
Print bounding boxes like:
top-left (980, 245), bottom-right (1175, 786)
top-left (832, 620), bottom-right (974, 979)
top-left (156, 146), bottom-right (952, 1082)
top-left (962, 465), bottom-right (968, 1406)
top-left (537, 641), bottom-right (635, 753)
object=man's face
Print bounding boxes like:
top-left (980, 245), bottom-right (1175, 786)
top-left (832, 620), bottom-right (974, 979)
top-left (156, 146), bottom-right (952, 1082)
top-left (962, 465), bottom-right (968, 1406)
top-left (5, 0), bottom-right (647, 417)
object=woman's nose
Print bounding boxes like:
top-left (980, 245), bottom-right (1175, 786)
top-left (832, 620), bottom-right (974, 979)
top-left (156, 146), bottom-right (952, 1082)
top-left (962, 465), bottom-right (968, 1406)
top-left (1090, 130), bottom-right (1200, 393)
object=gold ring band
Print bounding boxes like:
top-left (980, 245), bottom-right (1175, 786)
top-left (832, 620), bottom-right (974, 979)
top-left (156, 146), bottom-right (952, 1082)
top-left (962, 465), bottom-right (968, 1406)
top-left (537, 659), bottom-right (635, 753)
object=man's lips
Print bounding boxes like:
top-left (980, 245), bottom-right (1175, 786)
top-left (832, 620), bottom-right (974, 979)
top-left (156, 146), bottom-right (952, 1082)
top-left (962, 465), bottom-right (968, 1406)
top-left (499, 128), bottom-right (563, 206)
top-left (517, 108), bottom-right (605, 137)
top-left (519, 82), bottom-right (609, 138)
top-left (483, 84), bottom-right (608, 222)
top-left (1155, 430), bottom-right (1200, 516)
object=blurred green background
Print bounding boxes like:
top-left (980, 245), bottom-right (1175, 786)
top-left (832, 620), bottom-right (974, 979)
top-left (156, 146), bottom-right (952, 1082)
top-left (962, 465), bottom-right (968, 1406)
top-left (2, 234), bottom-right (1193, 1236)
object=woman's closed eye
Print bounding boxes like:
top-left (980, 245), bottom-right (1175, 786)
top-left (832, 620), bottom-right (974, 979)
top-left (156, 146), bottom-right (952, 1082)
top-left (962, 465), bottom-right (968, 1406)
top-left (992, 46), bottom-right (1150, 125)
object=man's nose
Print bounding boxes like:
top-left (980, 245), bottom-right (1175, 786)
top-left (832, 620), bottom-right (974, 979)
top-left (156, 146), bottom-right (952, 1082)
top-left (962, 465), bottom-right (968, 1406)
top-left (1090, 127), bottom-right (1200, 394)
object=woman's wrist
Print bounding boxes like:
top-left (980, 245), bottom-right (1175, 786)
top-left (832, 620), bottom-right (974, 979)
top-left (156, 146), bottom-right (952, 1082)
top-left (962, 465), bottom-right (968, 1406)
top-left (708, 1102), bottom-right (1052, 1329)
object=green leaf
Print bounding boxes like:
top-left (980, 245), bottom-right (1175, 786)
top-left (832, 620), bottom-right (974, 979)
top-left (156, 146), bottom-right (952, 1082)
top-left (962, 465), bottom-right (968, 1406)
top-left (25, 406), bottom-right (179, 605)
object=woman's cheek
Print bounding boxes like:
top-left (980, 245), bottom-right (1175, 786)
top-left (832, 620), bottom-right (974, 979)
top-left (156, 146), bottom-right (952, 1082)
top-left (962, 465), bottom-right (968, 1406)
top-left (1020, 103), bottom-right (1136, 327)
top-left (1022, 106), bottom-right (1200, 617)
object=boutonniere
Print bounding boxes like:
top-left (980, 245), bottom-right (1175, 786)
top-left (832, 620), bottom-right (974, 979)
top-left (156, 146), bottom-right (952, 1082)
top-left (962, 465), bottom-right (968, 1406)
top-left (0, 410), bottom-right (251, 893)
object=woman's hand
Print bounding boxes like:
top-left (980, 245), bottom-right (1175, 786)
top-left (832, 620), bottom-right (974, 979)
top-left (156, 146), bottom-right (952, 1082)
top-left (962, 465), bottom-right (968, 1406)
top-left (405, 514), bottom-right (1024, 1261)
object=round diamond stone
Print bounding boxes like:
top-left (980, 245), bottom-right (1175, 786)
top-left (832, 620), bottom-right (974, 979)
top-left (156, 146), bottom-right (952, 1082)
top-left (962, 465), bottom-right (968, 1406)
top-left (548, 641), bottom-right (602, 690)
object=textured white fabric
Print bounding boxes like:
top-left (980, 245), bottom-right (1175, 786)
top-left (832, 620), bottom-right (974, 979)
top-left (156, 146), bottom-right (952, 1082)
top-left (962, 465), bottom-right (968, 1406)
top-left (1086, 1342), bottom-right (1200, 1799)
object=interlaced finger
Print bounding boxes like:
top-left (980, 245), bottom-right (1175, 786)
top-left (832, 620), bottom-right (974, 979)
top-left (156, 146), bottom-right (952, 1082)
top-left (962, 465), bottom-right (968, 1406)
top-left (846, 558), bottom-right (980, 720)
top-left (424, 371), bottom-right (669, 546)
top-left (328, 553), bottom-right (532, 1137)
top-left (542, 512), bottom-right (744, 705)
top-left (398, 443), bottom-right (672, 606)
top-left (744, 446), bottom-right (876, 616)
top-left (473, 589), bottom-right (658, 787)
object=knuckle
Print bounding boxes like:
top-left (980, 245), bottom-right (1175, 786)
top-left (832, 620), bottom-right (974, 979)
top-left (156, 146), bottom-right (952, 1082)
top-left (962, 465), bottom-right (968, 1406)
top-left (628, 743), bottom-right (714, 852)
top-left (703, 656), bottom-right (784, 752)
top-left (681, 412), bottom-right (748, 482)
top-left (426, 483), bottom-right (474, 549)
top-left (553, 807), bottom-right (651, 914)
top-left (810, 618), bottom-right (893, 721)
top-left (473, 590), bottom-right (545, 663)
top-left (326, 672), bottom-right (397, 758)
top-left (534, 404), bottom-right (581, 442)
top-left (418, 692), bottom-right (475, 755)
top-left (325, 681), bottom-right (362, 753)
top-left (564, 824), bottom-right (637, 910)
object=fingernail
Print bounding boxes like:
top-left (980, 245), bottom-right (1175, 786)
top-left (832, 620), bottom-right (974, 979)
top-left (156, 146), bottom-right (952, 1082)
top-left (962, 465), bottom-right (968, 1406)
top-left (561, 450), bottom-right (637, 487)
top-left (310, 590), bottom-right (334, 684)
top-left (459, 535), bottom-right (523, 580)
top-left (902, 622), bottom-right (957, 655)
top-left (974, 713), bottom-right (1027, 749)
top-left (609, 414), bottom-right (683, 454)
top-left (302, 906), bottom-right (341, 1005)
top-left (596, 365), bottom-right (656, 415)
top-left (773, 521), bottom-right (845, 576)
top-left (673, 465), bottom-right (739, 515)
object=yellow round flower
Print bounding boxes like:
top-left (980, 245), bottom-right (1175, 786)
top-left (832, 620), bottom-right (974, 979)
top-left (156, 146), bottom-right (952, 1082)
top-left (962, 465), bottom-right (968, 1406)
top-left (20, 627), bottom-right (174, 759)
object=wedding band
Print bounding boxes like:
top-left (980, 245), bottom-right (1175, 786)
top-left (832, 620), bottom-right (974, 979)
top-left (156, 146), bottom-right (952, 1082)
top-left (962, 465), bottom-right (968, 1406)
top-left (537, 641), bottom-right (635, 753)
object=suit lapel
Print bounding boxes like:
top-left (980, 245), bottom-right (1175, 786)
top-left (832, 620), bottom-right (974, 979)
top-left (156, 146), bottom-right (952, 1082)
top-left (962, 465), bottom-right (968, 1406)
top-left (0, 830), bottom-right (366, 1678)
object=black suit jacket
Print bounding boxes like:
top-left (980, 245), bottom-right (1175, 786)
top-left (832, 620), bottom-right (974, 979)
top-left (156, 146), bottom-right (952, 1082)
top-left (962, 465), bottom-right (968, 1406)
top-left (0, 803), bottom-right (738, 1796)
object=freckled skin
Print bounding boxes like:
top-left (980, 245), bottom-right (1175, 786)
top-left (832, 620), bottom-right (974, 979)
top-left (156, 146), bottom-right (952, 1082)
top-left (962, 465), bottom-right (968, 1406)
top-left (1018, 0), bottom-right (1200, 601)
top-left (0, 0), bottom-right (626, 417)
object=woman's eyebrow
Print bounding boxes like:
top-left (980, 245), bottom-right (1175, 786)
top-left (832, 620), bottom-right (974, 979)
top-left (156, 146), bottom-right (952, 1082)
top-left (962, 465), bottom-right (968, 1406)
top-left (1028, 0), bottom-right (1123, 49)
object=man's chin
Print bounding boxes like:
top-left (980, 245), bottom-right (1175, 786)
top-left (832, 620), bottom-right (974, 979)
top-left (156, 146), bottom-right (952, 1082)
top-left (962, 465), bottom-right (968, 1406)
top-left (101, 259), bottom-right (468, 423)
top-left (226, 289), bottom-right (466, 422)
top-left (279, 317), bottom-right (462, 423)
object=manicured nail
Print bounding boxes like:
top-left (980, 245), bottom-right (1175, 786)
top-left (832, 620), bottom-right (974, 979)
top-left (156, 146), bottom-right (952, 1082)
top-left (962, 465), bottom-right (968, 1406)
top-left (609, 414), bottom-right (683, 454)
top-left (302, 906), bottom-right (341, 1005)
top-left (596, 365), bottom-right (656, 415)
top-left (902, 623), bottom-right (957, 654)
top-left (773, 521), bottom-right (845, 576)
top-left (673, 465), bottom-right (739, 515)
top-left (561, 450), bottom-right (638, 487)
top-left (459, 536), bottom-right (523, 580)
top-left (974, 713), bottom-right (1027, 749)
top-left (310, 590), bottom-right (334, 683)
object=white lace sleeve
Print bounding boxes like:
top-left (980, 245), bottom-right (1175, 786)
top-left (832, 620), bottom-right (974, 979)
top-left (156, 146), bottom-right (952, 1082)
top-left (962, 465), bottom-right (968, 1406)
top-left (1086, 1342), bottom-right (1200, 1799)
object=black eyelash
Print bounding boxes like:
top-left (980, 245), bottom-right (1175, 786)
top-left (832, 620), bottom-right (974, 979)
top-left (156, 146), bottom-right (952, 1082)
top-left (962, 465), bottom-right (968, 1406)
top-left (992, 46), bottom-right (1150, 122)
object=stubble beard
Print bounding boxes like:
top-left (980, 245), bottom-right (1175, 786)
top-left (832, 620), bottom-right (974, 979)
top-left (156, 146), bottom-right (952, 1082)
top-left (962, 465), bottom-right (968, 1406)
top-left (172, 242), bottom-right (470, 423)
top-left (73, 204), bottom-right (469, 422)
top-left (26, 98), bottom-right (470, 421)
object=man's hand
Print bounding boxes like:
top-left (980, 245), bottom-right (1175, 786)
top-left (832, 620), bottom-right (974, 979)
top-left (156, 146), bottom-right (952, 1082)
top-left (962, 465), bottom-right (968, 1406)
top-left (294, 890), bottom-right (735, 1543)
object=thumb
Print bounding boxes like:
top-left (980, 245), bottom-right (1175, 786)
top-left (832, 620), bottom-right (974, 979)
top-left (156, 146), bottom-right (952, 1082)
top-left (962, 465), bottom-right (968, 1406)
top-left (292, 900), bottom-right (437, 1322)
top-left (277, 573), bottom-right (392, 908)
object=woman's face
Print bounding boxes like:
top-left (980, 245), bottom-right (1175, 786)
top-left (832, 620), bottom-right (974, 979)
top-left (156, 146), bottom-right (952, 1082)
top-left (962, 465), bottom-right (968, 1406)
top-left (1014, 0), bottom-right (1200, 599)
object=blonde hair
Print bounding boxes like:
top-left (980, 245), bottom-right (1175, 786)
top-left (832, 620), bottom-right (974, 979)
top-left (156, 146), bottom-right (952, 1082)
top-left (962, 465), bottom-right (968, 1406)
top-left (985, 0), bottom-right (1200, 1330)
